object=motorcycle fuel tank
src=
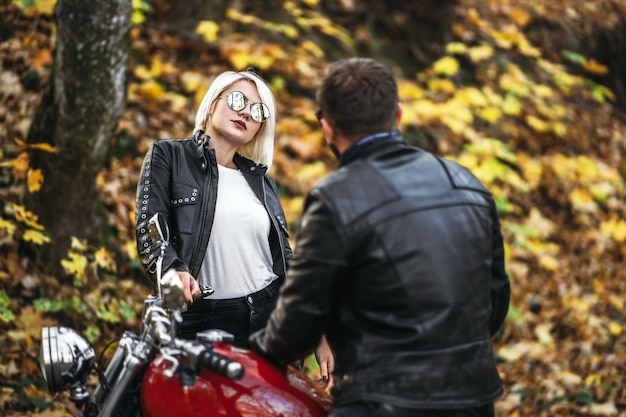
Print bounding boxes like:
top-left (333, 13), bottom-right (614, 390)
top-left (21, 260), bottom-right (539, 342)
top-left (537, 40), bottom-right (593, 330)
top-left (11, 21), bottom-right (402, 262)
top-left (140, 342), bottom-right (331, 417)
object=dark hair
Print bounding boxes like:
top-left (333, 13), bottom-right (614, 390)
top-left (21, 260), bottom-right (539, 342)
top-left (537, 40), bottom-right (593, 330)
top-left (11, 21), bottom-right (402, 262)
top-left (316, 58), bottom-right (399, 139)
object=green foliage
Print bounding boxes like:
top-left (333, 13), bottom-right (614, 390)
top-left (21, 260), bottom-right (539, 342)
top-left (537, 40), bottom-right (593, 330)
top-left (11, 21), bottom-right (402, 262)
top-left (132, 0), bottom-right (152, 25)
top-left (8, 378), bottom-right (52, 411)
top-left (575, 387), bottom-right (595, 406)
top-left (494, 197), bottom-right (516, 214)
top-left (15, 0), bottom-right (34, 8)
top-left (0, 291), bottom-right (16, 322)
top-left (34, 295), bottom-right (89, 314)
top-left (12, 0), bottom-right (37, 11)
top-left (119, 299), bottom-right (137, 322)
top-left (506, 304), bottom-right (524, 324)
top-left (503, 222), bottom-right (538, 239)
top-left (85, 325), bottom-right (102, 344)
top-left (0, 216), bottom-right (16, 235)
top-left (586, 79), bottom-right (615, 103)
top-left (29, 237), bottom-right (144, 344)
top-left (3, 202), bottom-right (49, 243)
top-left (96, 301), bottom-right (122, 323)
top-left (562, 50), bottom-right (585, 65)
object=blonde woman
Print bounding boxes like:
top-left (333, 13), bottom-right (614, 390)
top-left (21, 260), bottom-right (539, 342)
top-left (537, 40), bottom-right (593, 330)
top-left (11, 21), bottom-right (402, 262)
top-left (136, 69), bottom-right (334, 389)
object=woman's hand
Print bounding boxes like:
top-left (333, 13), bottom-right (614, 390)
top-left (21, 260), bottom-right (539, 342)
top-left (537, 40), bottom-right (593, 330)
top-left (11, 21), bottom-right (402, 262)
top-left (315, 335), bottom-right (335, 392)
top-left (177, 271), bottom-right (201, 307)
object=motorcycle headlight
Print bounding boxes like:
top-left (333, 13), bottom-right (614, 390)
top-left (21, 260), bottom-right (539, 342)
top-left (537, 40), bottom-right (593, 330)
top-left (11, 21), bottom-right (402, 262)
top-left (40, 326), bottom-right (95, 394)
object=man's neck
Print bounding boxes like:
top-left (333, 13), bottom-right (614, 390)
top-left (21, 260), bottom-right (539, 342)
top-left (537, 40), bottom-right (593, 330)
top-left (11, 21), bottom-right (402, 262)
top-left (338, 130), bottom-right (401, 166)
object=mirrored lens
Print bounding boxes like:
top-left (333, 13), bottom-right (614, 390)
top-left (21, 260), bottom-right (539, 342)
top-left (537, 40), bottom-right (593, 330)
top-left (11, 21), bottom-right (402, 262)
top-left (225, 91), bottom-right (270, 123)
top-left (250, 103), bottom-right (270, 123)
top-left (226, 91), bottom-right (246, 112)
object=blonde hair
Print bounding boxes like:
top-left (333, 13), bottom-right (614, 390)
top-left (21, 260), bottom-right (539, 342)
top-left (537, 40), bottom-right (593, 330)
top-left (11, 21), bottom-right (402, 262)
top-left (194, 70), bottom-right (276, 169)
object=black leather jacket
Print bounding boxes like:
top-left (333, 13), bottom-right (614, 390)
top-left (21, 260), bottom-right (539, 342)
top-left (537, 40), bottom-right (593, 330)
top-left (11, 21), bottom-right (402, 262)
top-left (135, 133), bottom-right (292, 285)
top-left (252, 131), bottom-right (510, 409)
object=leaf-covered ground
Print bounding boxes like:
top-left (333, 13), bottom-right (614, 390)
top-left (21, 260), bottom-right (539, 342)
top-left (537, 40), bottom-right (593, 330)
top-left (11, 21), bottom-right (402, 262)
top-left (1, 0), bottom-right (626, 416)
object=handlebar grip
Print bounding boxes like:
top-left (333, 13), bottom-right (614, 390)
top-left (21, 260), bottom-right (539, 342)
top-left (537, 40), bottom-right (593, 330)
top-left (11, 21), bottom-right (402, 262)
top-left (198, 350), bottom-right (244, 380)
top-left (192, 285), bottom-right (214, 302)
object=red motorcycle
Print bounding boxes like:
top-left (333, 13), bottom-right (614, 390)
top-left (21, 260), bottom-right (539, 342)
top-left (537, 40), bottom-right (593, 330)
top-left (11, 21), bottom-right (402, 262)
top-left (39, 214), bottom-right (332, 417)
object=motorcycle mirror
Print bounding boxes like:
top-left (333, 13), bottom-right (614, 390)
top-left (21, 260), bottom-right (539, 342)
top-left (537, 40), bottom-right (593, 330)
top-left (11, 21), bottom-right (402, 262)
top-left (146, 213), bottom-right (171, 299)
top-left (147, 213), bottom-right (170, 249)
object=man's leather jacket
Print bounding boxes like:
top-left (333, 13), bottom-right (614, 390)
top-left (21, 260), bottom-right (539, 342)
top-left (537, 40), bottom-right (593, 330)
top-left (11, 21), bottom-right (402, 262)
top-left (252, 131), bottom-right (510, 409)
top-left (135, 133), bottom-right (292, 285)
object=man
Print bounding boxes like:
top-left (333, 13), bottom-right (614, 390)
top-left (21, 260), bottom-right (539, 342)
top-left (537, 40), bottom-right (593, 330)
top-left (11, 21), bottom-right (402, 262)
top-left (250, 58), bottom-right (510, 417)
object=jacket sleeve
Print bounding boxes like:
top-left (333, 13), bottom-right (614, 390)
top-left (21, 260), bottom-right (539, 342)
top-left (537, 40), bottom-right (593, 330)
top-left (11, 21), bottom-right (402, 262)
top-left (250, 192), bottom-right (347, 363)
top-left (489, 205), bottom-right (510, 336)
top-left (135, 142), bottom-right (189, 286)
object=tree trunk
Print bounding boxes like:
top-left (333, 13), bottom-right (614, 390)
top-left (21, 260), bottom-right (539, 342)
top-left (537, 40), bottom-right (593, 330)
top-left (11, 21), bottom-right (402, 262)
top-left (26, 0), bottom-right (132, 271)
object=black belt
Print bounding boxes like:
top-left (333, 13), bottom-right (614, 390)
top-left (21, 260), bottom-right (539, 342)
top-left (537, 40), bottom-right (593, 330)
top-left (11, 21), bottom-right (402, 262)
top-left (197, 279), bottom-right (281, 310)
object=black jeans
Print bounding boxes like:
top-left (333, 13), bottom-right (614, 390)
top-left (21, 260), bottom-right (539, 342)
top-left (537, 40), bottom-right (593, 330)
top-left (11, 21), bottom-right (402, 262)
top-left (177, 279), bottom-right (280, 347)
top-left (329, 402), bottom-right (495, 417)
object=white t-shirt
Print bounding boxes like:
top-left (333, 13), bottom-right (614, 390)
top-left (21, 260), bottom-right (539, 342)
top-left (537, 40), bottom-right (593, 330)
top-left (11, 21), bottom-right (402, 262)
top-left (197, 164), bottom-right (277, 299)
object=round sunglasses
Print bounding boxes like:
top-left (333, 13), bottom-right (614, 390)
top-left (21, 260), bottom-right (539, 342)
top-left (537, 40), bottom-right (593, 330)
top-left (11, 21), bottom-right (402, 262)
top-left (223, 90), bottom-right (270, 123)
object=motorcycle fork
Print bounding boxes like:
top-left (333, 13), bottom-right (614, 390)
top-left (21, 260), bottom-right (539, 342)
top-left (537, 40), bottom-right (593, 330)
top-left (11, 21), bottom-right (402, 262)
top-left (93, 332), bottom-right (151, 417)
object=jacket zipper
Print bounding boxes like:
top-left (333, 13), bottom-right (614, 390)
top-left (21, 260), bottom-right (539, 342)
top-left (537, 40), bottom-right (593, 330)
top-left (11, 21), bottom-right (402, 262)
top-left (189, 150), bottom-right (217, 276)
top-left (262, 177), bottom-right (287, 277)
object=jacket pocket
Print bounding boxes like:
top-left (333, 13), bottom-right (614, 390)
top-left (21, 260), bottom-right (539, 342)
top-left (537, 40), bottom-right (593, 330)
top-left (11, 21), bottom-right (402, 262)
top-left (171, 183), bottom-right (200, 234)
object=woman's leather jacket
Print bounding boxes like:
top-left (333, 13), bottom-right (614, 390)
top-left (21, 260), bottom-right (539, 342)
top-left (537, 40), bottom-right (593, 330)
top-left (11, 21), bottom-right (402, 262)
top-left (135, 133), bottom-right (292, 285)
top-left (252, 131), bottom-right (510, 409)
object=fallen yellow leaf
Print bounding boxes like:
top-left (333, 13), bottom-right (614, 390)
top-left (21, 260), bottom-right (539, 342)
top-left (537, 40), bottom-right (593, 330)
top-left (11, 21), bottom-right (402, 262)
top-left (551, 122), bottom-right (567, 138)
top-left (583, 58), bottom-right (609, 75)
top-left (180, 71), bottom-right (206, 93)
top-left (555, 370), bottom-right (582, 386)
top-left (427, 79), bottom-right (456, 94)
top-left (569, 188), bottom-right (598, 213)
top-left (507, 7), bottom-right (531, 26)
top-left (27, 169), bottom-right (44, 193)
top-left (534, 322), bottom-right (554, 346)
top-left (468, 44), bottom-right (494, 62)
top-left (608, 321), bottom-right (622, 336)
top-left (196, 20), bottom-right (220, 43)
top-left (525, 115), bottom-right (549, 132)
top-left (445, 42), bottom-right (468, 54)
top-left (433, 56), bottom-right (459, 76)
top-left (12, 152), bottom-right (29, 181)
top-left (478, 106), bottom-right (502, 124)
top-left (95, 247), bottom-right (117, 273)
top-left (501, 94), bottom-right (522, 115)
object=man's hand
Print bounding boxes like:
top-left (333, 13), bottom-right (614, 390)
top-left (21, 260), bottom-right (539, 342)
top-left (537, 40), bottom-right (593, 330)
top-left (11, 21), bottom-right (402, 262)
top-left (315, 335), bottom-right (334, 392)
top-left (177, 271), bottom-right (200, 308)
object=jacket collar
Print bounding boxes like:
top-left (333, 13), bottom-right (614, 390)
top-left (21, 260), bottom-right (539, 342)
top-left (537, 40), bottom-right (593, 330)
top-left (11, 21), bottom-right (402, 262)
top-left (234, 152), bottom-right (267, 175)
top-left (191, 130), bottom-right (267, 175)
top-left (339, 130), bottom-right (403, 167)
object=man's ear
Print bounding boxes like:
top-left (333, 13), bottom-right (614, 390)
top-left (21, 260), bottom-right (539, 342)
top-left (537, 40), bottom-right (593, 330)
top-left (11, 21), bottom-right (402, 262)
top-left (321, 119), bottom-right (342, 159)
top-left (395, 103), bottom-right (403, 128)
top-left (321, 119), bottom-right (335, 143)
